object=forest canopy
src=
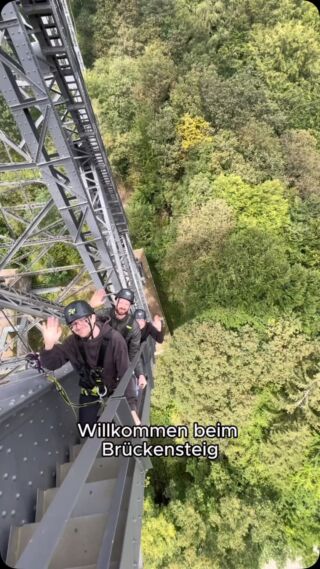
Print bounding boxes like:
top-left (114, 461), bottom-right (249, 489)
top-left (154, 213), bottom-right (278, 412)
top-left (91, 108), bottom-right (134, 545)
top-left (53, 0), bottom-right (320, 566)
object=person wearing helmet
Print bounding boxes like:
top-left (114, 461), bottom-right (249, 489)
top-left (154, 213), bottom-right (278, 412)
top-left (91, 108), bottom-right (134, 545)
top-left (39, 300), bottom-right (138, 428)
top-left (90, 288), bottom-right (147, 390)
top-left (134, 309), bottom-right (164, 344)
top-left (134, 309), bottom-right (164, 388)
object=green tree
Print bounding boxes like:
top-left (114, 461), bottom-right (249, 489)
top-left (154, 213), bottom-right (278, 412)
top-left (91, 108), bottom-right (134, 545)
top-left (146, 318), bottom-right (320, 568)
top-left (200, 67), bottom-right (287, 133)
top-left (134, 42), bottom-right (176, 109)
top-left (70, 0), bottom-right (98, 66)
top-left (93, 0), bottom-right (144, 57)
top-left (164, 198), bottom-right (235, 312)
top-left (286, 193), bottom-right (320, 268)
top-left (71, 4), bottom-right (320, 565)
top-left (236, 120), bottom-right (284, 184)
top-left (246, 21), bottom-right (320, 130)
top-left (211, 175), bottom-right (290, 232)
top-left (281, 129), bottom-right (320, 197)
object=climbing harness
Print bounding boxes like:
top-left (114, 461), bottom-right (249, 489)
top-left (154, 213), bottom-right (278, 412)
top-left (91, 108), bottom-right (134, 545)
top-left (119, 313), bottom-right (134, 340)
top-left (25, 352), bottom-right (109, 419)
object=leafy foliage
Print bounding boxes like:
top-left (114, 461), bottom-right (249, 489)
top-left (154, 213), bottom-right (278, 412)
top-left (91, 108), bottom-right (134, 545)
top-left (148, 318), bottom-right (320, 568)
top-left (281, 129), bottom-right (320, 196)
top-left (177, 114), bottom-right (213, 152)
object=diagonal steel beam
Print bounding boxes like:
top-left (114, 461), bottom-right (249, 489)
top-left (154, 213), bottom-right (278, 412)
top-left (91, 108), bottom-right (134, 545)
top-left (0, 129), bottom-right (31, 160)
top-left (0, 284), bottom-right (63, 319)
top-left (0, 45), bottom-right (46, 96)
top-left (0, 199), bottom-right (54, 268)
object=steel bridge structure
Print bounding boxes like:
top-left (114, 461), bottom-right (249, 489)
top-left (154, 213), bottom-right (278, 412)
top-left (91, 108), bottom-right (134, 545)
top-left (0, 1), bottom-right (152, 567)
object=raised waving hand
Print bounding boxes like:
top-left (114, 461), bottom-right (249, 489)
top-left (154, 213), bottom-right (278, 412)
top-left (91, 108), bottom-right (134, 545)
top-left (39, 316), bottom-right (62, 350)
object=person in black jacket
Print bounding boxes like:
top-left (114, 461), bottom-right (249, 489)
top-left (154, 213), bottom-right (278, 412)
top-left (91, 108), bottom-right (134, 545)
top-left (134, 309), bottom-right (164, 344)
top-left (90, 288), bottom-right (147, 390)
top-left (134, 309), bottom-right (164, 386)
top-left (39, 300), bottom-right (139, 428)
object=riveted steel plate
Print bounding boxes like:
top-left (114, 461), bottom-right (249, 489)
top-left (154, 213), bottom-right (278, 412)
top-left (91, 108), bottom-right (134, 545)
top-left (0, 364), bottom-right (80, 560)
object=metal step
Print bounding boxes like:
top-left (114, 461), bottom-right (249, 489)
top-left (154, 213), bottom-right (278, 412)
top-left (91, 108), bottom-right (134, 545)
top-left (69, 438), bottom-right (125, 461)
top-left (35, 478), bottom-right (116, 521)
top-left (7, 513), bottom-right (107, 569)
top-left (69, 442), bottom-right (85, 461)
top-left (65, 566), bottom-right (96, 569)
top-left (56, 456), bottom-right (120, 485)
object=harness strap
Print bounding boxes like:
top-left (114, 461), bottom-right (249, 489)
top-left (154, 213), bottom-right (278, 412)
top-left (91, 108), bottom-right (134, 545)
top-left (76, 329), bottom-right (113, 391)
top-left (121, 313), bottom-right (134, 341)
top-left (25, 353), bottom-right (107, 415)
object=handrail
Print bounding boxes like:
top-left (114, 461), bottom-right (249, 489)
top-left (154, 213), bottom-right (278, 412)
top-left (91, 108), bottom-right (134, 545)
top-left (96, 454), bottom-right (131, 569)
top-left (97, 341), bottom-right (154, 568)
top-left (119, 457), bottom-right (146, 569)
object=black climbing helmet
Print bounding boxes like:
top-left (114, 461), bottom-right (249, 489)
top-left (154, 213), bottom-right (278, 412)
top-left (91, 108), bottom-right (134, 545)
top-left (115, 288), bottom-right (134, 304)
top-left (134, 309), bottom-right (147, 320)
top-left (64, 301), bottom-right (94, 325)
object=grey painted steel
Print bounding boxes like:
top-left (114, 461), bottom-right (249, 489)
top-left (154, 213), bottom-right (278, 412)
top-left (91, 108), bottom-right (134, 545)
top-left (122, 234), bottom-right (150, 317)
top-left (0, 200), bottom-right (55, 268)
top-left (59, 0), bottom-right (85, 72)
top-left (57, 455), bottom-right (120, 485)
top-left (0, 284), bottom-right (63, 372)
top-left (1, 264), bottom-right (81, 276)
top-left (0, 356), bottom-right (28, 371)
top-left (117, 348), bottom-right (153, 569)
top-left (97, 351), bottom-right (153, 569)
top-left (15, 395), bottom-right (121, 569)
top-left (0, 15), bottom-right (120, 292)
top-left (8, 513), bottom-right (109, 568)
top-left (0, 283), bottom-right (63, 319)
top-left (115, 395), bottom-right (152, 474)
top-left (96, 456), bottom-right (131, 569)
top-left (0, 366), bottom-right (79, 560)
top-left (12, 343), bottom-right (152, 569)
top-left (0, 0), bottom-right (147, 307)
top-left (35, 478), bottom-right (117, 521)
top-left (0, 0), bottom-right (148, 363)
top-left (119, 459), bottom-right (146, 569)
top-left (0, 130), bottom-right (30, 161)
top-left (31, 286), bottom-right (64, 294)
top-left (11, 351), bottom-right (131, 565)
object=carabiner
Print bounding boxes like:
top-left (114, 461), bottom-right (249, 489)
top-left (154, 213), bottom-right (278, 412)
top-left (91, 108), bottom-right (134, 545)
top-left (99, 386), bottom-right (108, 400)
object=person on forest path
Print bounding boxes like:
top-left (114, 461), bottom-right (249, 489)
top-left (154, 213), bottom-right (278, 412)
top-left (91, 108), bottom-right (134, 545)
top-left (90, 288), bottom-right (147, 390)
top-left (39, 300), bottom-right (140, 428)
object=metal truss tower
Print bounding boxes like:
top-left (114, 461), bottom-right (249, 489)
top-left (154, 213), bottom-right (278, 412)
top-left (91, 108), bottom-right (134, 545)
top-left (0, 0), bottom-right (148, 366)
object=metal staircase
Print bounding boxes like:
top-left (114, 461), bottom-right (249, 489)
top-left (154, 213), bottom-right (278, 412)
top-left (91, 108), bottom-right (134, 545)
top-left (7, 443), bottom-right (131, 569)
top-left (7, 452), bottom-right (122, 568)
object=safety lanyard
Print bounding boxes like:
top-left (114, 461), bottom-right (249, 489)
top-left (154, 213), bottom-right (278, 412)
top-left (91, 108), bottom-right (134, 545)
top-left (25, 353), bottom-right (106, 417)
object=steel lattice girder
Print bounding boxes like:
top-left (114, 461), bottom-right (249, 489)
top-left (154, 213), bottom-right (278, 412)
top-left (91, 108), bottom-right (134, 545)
top-left (0, 283), bottom-right (63, 318)
top-left (0, 0), bottom-right (148, 313)
top-left (0, 284), bottom-right (63, 368)
top-left (0, 5), bottom-right (121, 293)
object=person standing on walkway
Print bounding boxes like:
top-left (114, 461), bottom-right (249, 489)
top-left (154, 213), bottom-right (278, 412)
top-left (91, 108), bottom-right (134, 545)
top-left (90, 288), bottom-right (147, 390)
top-left (39, 300), bottom-right (139, 427)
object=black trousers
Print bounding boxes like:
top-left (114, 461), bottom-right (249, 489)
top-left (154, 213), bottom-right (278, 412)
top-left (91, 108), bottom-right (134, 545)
top-left (78, 393), bottom-right (101, 429)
